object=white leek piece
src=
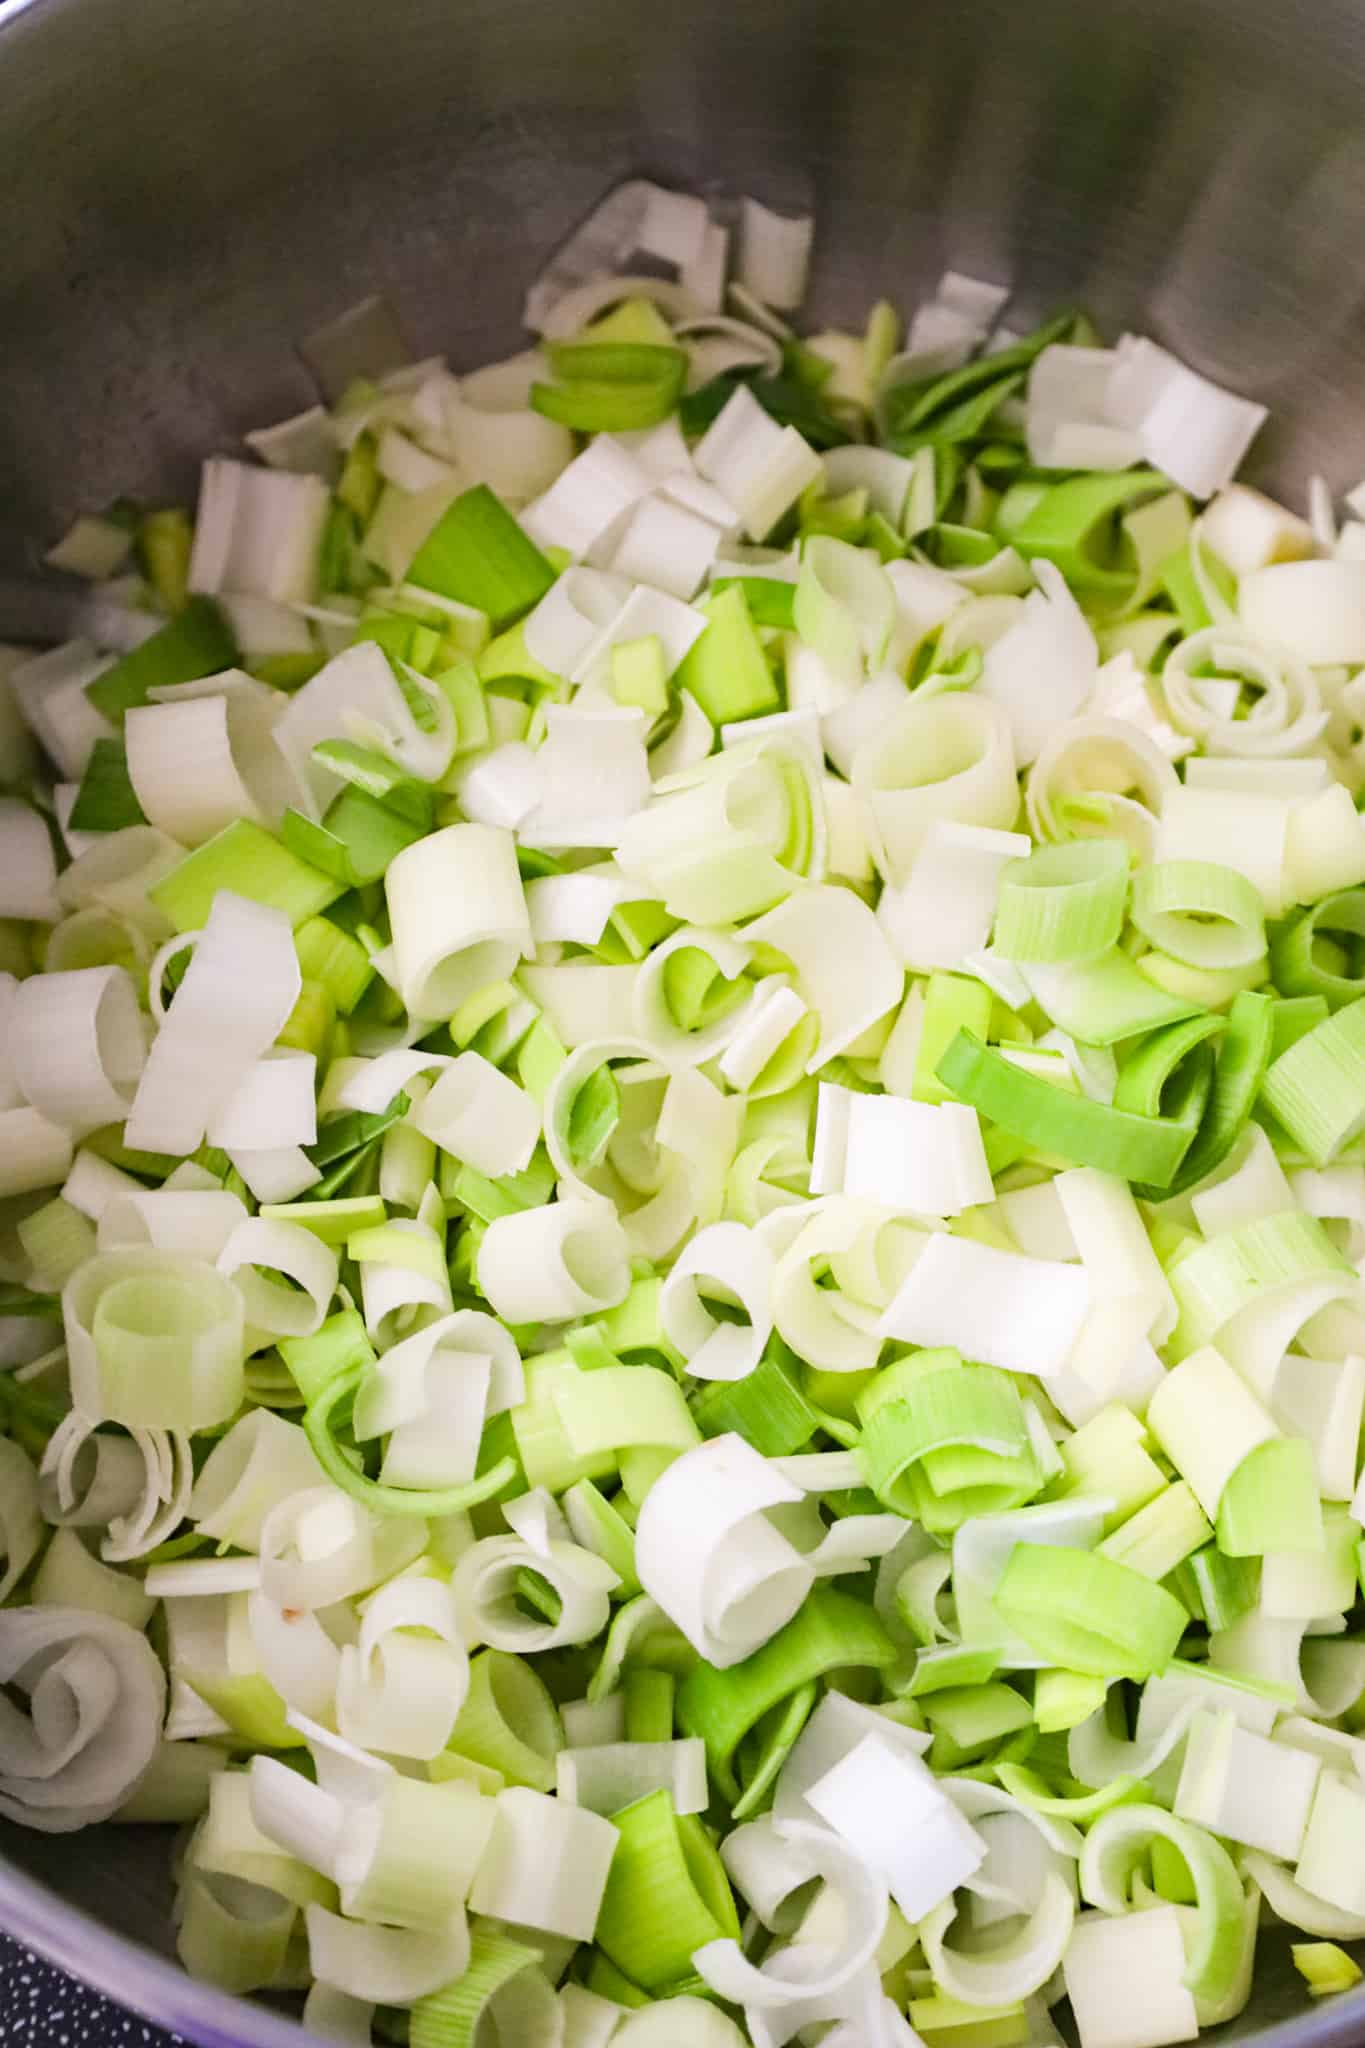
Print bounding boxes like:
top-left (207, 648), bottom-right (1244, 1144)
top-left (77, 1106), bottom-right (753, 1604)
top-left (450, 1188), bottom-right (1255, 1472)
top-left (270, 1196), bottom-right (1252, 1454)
top-left (305, 1903), bottom-right (471, 2005)
top-left (519, 705), bottom-right (653, 848)
top-left (206, 1050), bottom-right (317, 1151)
top-left (1175, 1710), bottom-right (1320, 1859)
top-left (384, 823), bottom-right (530, 1020)
top-left (336, 1576), bottom-right (469, 1758)
top-left (274, 642), bottom-right (452, 816)
top-left (738, 199), bottom-right (813, 310)
top-left (124, 891), bottom-right (300, 1157)
top-left (1106, 335), bottom-right (1267, 499)
top-left (635, 1434), bottom-right (815, 1667)
top-left (881, 822), bottom-right (1030, 972)
top-left (1162, 629), bottom-right (1325, 760)
top-left (414, 1052), bottom-right (541, 1175)
top-left (9, 965), bottom-right (145, 1139)
top-left (698, 1816), bottom-right (888, 2007)
top-left (824, 1088), bottom-right (993, 1217)
top-left (353, 1325), bottom-right (490, 1490)
top-left (125, 684), bottom-right (287, 846)
top-left (452, 1533), bottom-right (618, 1653)
top-left (1063, 1906), bottom-right (1199, 2048)
top-left (658, 1221), bottom-right (774, 1380)
top-left (772, 1692), bottom-right (930, 1825)
top-left (0, 1607), bottom-right (165, 1832)
top-left (980, 564), bottom-right (1099, 768)
top-left (693, 387), bottom-right (822, 542)
top-left (880, 1231), bottom-right (1091, 1378)
top-left (523, 437), bottom-right (656, 559)
top-left (258, 1487), bottom-right (423, 1612)
top-left (852, 694), bottom-right (1019, 884)
top-left (1239, 560), bottom-right (1365, 665)
top-left (63, 1248), bottom-right (245, 1429)
top-left (0, 797), bottom-right (60, 922)
top-left (556, 1738), bottom-right (708, 1817)
top-left (188, 459), bottom-right (329, 604)
top-left (477, 1200), bottom-right (630, 1324)
top-left (806, 1733), bottom-right (986, 1922)
top-left (468, 1785), bottom-right (619, 1941)
top-left (743, 886), bottom-right (901, 1069)
top-left (99, 1188), bottom-right (248, 1260)
top-left (216, 1215), bottom-right (337, 1347)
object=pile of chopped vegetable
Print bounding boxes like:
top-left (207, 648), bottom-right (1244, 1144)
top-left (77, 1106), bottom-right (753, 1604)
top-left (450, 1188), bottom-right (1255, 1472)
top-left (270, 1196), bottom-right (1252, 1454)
top-left (6, 179), bottom-right (1365, 2048)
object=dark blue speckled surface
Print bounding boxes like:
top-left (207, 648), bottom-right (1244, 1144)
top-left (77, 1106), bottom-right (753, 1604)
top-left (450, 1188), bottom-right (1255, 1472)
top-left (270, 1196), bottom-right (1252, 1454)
top-left (0, 1935), bottom-right (180, 2048)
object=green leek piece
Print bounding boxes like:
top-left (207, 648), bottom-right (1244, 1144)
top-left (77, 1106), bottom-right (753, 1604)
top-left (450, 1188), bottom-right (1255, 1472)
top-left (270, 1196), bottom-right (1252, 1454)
top-left (306, 1092), bottom-right (411, 1206)
top-left (1270, 890), bottom-right (1365, 1009)
top-left (593, 1789), bottom-right (739, 1991)
top-left (994, 470), bottom-right (1167, 599)
top-left (85, 596), bottom-right (236, 720)
top-left (677, 1587), bottom-right (897, 1799)
top-left (996, 1760), bottom-right (1145, 1821)
top-left (732, 1678), bottom-right (820, 1823)
top-left (1167, 1209), bottom-right (1352, 1358)
top-left (582, 1956), bottom-right (651, 2009)
top-left (1292, 1943), bottom-right (1364, 1999)
top-left (691, 1341), bottom-right (818, 1456)
top-left (914, 973), bottom-right (994, 1106)
top-left (277, 979), bottom-right (334, 1060)
top-left (1053, 1406), bottom-right (1165, 1530)
top-left (294, 914), bottom-right (375, 1014)
top-left (993, 1545), bottom-right (1188, 1679)
top-left (282, 783), bottom-right (427, 889)
top-left (566, 1065), bottom-right (622, 1169)
top-left (1131, 861), bottom-right (1266, 973)
top-left (406, 484), bottom-right (556, 629)
top-left (511, 1358), bottom-right (618, 1495)
top-left (336, 433), bottom-right (381, 523)
top-left (1023, 948), bottom-right (1203, 1045)
top-left (68, 738), bottom-right (147, 832)
top-left (1260, 994), bottom-right (1365, 1165)
top-left (259, 1196), bottom-right (386, 1247)
top-left (908, 1997), bottom-right (1031, 2048)
top-left (906, 1645), bottom-right (1003, 1698)
top-left (993, 840), bottom-right (1130, 964)
top-left (533, 343), bottom-right (687, 433)
top-left (136, 506), bottom-right (193, 612)
top-left (410, 1930), bottom-right (543, 2048)
top-left (516, 1016), bottom-right (569, 1103)
top-left (673, 586), bottom-right (780, 725)
top-left (623, 1668), bottom-right (675, 1746)
top-left (857, 1361), bottom-right (1040, 1530)
top-left (610, 635), bottom-right (670, 717)
top-left (445, 1149), bottom-right (557, 1225)
top-left (1160, 538), bottom-right (1237, 633)
top-left (582, 298), bottom-right (678, 346)
top-left (1097, 1481), bottom-right (1212, 1581)
top-left (278, 1306), bottom-right (375, 1405)
top-left (1172, 1547), bottom-right (1261, 1631)
top-left (1031, 1670), bottom-right (1109, 1734)
top-left (709, 576), bottom-right (797, 629)
top-left (923, 1681), bottom-right (1033, 1768)
top-left (445, 1649), bottom-right (562, 1791)
top-left (150, 818), bottom-right (343, 932)
top-left (311, 739), bottom-right (437, 827)
top-left (1216, 1436), bottom-right (1324, 1557)
top-left (1269, 995), bottom-right (1330, 1060)
top-left (938, 1030), bottom-right (1199, 1187)
top-left (1146, 990), bottom-right (1273, 1202)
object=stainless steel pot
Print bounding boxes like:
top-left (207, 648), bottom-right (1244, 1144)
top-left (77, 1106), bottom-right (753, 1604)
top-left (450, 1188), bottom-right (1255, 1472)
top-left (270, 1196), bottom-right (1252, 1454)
top-left (4, 0), bottom-right (1365, 2037)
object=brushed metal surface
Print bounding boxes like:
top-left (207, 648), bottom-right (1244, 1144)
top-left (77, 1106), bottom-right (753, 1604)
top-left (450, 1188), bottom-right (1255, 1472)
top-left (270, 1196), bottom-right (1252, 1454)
top-left (4, 0), bottom-right (1365, 2038)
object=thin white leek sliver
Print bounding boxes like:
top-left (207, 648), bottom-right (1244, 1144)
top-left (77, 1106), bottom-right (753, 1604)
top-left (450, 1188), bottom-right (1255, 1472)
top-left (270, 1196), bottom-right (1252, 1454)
top-left (453, 739), bottom-right (541, 832)
top-left (217, 1216), bottom-right (338, 1346)
top-left (519, 705), bottom-right (652, 848)
top-left (1027, 346), bottom-right (1124, 464)
top-left (1156, 784), bottom-right (1291, 917)
top-left (1173, 1709), bottom-right (1320, 1860)
top-left (608, 493), bottom-right (724, 601)
top-left (1105, 334), bottom-right (1266, 500)
top-left (1063, 1905), bottom-right (1198, 2048)
top-left (836, 1092), bottom-right (993, 1217)
top-left (1239, 559), bottom-right (1365, 664)
top-left (413, 1051), bottom-right (540, 1176)
top-left (633, 1434), bottom-right (815, 1668)
top-left (851, 693), bottom-right (1018, 885)
top-left (1054, 1167), bottom-right (1176, 1343)
top-left (468, 1784), bottom-right (618, 1942)
top-left (1145, 1347), bottom-right (1279, 1518)
top-left (693, 386), bottom-right (823, 542)
top-left (258, 1486), bottom-right (423, 1612)
top-left (522, 437), bottom-right (657, 558)
top-left (0, 797), bottom-right (60, 922)
top-left (354, 1336), bottom-right (492, 1489)
top-left (880, 822), bottom-right (1030, 974)
top-left (721, 707), bottom-right (822, 767)
top-left (477, 1198), bottom-right (630, 1324)
top-left (227, 1146), bottom-right (321, 1205)
top-left (335, 1576), bottom-right (469, 1759)
top-left (40, 1411), bottom-right (146, 1532)
top-left (124, 891), bottom-right (300, 1157)
top-left (206, 1050), bottom-right (318, 1151)
top-left (305, 1902), bottom-right (470, 2006)
top-left (385, 823), bottom-right (530, 1022)
top-left (0, 1606), bottom-right (165, 1832)
top-left (519, 962), bottom-right (639, 1048)
top-left (525, 865), bottom-right (633, 948)
top-left (743, 885), bottom-right (901, 1071)
top-left (523, 567), bottom-right (631, 674)
top-left (1199, 483), bottom-right (1316, 576)
top-left (737, 199), bottom-right (814, 311)
top-left (1162, 629), bottom-right (1326, 759)
top-left (659, 1220), bottom-right (775, 1381)
top-left (1241, 1849), bottom-right (1365, 1942)
top-left (541, 1037), bottom-right (663, 1197)
top-left (555, 1737), bottom-right (708, 1817)
top-left (699, 1816), bottom-right (888, 2006)
top-left (1285, 783), bottom-right (1365, 904)
top-left (143, 1556), bottom-right (263, 1597)
top-left (1026, 715), bottom-right (1179, 862)
top-left (125, 695), bottom-right (265, 848)
top-left (771, 1693), bottom-right (930, 1827)
top-left (98, 1428), bottom-right (194, 1564)
top-left (772, 1503), bottom-right (906, 1578)
top-left (8, 643), bottom-right (116, 784)
top-left (187, 458), bottom-right (328, 605)
top-left (978, 562), bottom-right (1098, 769)
top-left (718, 981), bottom-right (809, 1092)
top-left (878, 1230), bottom-right (1090, 1378)
top-left (328, 1048), bottom-right (453, 1117)
top-left (771, 1200), bottom-right (887, 1374)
